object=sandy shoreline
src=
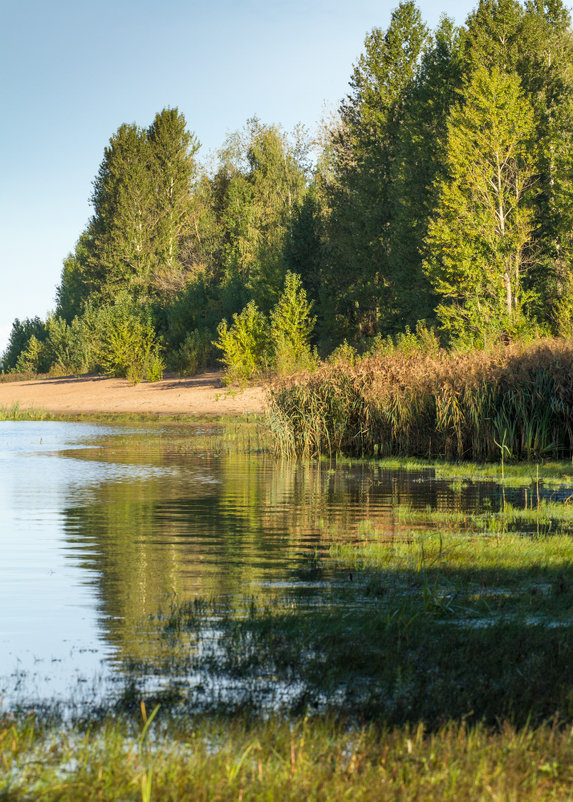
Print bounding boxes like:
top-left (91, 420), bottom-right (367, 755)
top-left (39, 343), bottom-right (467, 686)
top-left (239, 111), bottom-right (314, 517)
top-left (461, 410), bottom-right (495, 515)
top-left (0, 370), bottom-right (266, 417)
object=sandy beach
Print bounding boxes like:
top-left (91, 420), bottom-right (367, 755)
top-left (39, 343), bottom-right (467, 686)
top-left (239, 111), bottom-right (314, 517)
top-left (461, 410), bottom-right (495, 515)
top-left (0, 370), bottom-right (266, 416)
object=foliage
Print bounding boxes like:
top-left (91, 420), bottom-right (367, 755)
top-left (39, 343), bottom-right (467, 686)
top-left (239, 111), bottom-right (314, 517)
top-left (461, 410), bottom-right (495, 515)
top-left (3, 317), bottom-right (47, 372)
top-left (94, 306), bottom-right (164, 383)
top-left (12, 2), bottom-right (573, 373)
top-left (13, 334), bottom-right (45, 374)
top-left (270, 272), bottom-right (316, 375)
top-left (171, 328), bottom-right (214, 376)
top-left (424, 66), bottom-right (537, 342)
top-left (214, 300), bottom-right (271, 384)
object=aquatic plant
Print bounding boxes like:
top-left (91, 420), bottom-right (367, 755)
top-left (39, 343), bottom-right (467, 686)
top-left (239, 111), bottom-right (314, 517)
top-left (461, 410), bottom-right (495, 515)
top-left (268, 338), bottom-right (573, 460)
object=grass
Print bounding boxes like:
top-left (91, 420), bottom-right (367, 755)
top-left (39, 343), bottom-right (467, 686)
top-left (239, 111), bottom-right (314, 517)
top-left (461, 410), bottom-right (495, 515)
top-left (0, 403), bottom-right (55, 421)
top-left (2, 713), bottom-right (573, 800)
top-left (0, 404), bottom-right (264, 425)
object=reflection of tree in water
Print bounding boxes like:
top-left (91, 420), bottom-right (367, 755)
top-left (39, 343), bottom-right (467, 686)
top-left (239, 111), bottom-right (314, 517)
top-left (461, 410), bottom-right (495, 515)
top-left (60, 425), bottom-right (511, 666)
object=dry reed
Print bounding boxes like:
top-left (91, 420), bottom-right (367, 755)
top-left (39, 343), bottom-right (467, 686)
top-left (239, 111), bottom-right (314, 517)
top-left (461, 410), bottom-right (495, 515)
top-left (268, 338), bottom-right (573, 460)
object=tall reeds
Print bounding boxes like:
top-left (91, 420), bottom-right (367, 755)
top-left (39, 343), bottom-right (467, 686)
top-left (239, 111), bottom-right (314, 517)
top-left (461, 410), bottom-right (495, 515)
top-left (268, 338), bottom-right (573, 460)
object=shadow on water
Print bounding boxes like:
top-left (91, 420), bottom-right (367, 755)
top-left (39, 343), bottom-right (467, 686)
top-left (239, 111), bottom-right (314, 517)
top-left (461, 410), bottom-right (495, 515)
top-left (1, 420), bottom-right (572, 729)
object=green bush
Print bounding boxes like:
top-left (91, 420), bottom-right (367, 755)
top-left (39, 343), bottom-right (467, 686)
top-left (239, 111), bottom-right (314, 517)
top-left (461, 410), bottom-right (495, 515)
top-left (14, 335), bottom-right (45, 374)
top-left (4, 317), bottom-right (47, 373)
top-left (144, 351), bottom-right (165, 383)
top-left (214, 300), bottom-right (271, 384)
top-left (171, 329), bottom-right (213, 376)
top-left (96, 314), bottom-right (162, 383)
top-left (270, 272), bottom-right (316, 375)
top-left (43, 316), bottom-right (91, 375)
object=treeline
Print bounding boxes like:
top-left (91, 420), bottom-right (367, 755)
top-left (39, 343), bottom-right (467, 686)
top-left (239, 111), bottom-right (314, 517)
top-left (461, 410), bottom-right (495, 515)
top-left (5, 0), bottom-right (573, 379)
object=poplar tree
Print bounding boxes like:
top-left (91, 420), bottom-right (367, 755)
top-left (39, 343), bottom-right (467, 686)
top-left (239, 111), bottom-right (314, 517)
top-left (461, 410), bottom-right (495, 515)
top-left (424, 66), bottom-right (537, 342)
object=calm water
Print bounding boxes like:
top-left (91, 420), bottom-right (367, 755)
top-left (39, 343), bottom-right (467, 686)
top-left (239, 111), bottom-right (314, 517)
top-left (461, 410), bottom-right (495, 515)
top-left (0, 420), bottom-right (522, 711)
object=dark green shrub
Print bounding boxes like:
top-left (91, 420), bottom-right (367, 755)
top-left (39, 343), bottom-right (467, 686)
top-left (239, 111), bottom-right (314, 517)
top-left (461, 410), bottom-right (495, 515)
top-left (171, 329), bottom-right (213, 376)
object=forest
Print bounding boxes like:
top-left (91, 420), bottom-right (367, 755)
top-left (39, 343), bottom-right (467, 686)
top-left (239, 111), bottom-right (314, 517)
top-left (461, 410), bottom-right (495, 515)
top-left (4, 0), bottom-right (573, 383)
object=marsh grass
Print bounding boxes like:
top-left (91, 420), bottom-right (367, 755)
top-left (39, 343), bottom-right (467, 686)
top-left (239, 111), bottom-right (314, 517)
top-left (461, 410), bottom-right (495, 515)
top-left (98, 525), bottom-right (573, 730)
top-left (2, 713), bottom-right (573, 801)
top-left (0, 403), bottom-right (54, 421)
top-left (268, 338), bottom-right (573, 461)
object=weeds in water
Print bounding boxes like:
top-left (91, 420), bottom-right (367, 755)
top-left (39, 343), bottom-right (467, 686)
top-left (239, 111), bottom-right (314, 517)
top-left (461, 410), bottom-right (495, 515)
top-left (2, 714), bottom-right (572, 801)
top-left (268, 338), bottom-right (573, 461)
top-left (0, 402), bottom-right (54, 421)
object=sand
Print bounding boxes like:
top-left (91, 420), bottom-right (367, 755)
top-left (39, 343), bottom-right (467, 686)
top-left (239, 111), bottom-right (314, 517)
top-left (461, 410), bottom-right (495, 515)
top-left (0, 371), bottom-right (266, 417)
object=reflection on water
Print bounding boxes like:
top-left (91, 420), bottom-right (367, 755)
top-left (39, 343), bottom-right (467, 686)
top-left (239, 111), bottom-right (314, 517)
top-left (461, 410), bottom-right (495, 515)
top-left (0, 420), bottom-right (554, 710)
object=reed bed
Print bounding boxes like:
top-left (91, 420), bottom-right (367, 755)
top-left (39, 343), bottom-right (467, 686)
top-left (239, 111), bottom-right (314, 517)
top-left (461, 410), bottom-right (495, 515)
top-left (268, 338), bottom-right (573, 460)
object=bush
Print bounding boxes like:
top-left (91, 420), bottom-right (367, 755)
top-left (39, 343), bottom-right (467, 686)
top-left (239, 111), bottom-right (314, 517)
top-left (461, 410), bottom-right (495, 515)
top-left (270, 272), bottom-right (316, 375)
top-left (171, 329), bottom-right (213, 376)
top-left (14, 335), bottom-right (45, 374)
top-left (96, 314), bottom-right (163, 384)
top-left (214, 300), bottom-right (271, 384)
top-left (43, 316), bottom-right (91, 375)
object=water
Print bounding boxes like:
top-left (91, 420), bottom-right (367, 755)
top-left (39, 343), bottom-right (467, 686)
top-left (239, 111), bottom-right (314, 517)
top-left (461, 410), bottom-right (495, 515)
top-left (0, 420), bottom-right (554, 712)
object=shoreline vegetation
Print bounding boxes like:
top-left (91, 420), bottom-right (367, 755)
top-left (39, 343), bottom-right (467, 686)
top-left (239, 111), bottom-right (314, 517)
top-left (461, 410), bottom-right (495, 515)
top-left (268, 337), bottom-right (573, 462)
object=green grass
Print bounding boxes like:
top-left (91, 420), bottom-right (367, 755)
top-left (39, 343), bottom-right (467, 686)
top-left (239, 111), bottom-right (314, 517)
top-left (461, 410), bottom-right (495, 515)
top-left (0, 405), bottom-right (264, 425)
top-left (2, 713), bottom-right (572, 800)
top-left (0, 403), bottom-right (55, 421)
top-left (342, 454), bottom-right (573, 487)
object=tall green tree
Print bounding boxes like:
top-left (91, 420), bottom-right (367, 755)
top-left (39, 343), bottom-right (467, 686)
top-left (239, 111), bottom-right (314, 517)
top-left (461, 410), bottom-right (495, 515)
top-left (147, 108), bottom-right (200, 300)
top-left (87, 123), bottom-right (155, 301)
top-left (461, 0), bottom-right (573, 324)
top-left (214, 119), bottom-right (309, 310)
top-left (387, 15), bottom-right (463, 330)
top-left (424, 66), bottom-right (537, 342)
top-left (325, 1), bottom-right (429, 341)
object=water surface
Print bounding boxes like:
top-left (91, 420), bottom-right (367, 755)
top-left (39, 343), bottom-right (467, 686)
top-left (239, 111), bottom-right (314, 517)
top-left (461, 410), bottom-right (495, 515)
top-left (0, 419), bottom-right (550, 711)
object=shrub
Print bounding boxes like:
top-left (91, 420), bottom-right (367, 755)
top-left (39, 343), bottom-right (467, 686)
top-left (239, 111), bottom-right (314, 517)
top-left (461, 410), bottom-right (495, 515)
top-left (43, 316), bottom-right (90, 375)
top-left (214, 300), bottom-right (271, 384)
top-left (171, 329), bottom-right (213, 376)
top-left (4, 317), bottom-right (47, 372)
top-left (270, 272), bottom-right (316, 375)
top-left (96, 314), bottom-right (162, 383)
top-left (14, 335), bottom-right (45, 374)
top-left (144, 352), bottom-right (165, 383)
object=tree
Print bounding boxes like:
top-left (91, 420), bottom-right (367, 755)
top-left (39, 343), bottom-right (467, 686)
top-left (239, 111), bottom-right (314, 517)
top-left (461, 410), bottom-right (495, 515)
top-left (325, 1), bottom-right (429, 340)
top-left (87, 122), bottom-right (155, 300)
top-left (424, 66), bottom-right (537, 342)
top-left (147, 108), bottom-right (200, 300)
top-left (388, 15), bottom-right (463, 330)
top-left (213, 119), bottom-right (309, 311)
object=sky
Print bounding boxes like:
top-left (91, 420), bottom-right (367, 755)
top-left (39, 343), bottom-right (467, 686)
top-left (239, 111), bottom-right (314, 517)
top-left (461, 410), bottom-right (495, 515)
top-left (1, 0), bottom-right (480, 355)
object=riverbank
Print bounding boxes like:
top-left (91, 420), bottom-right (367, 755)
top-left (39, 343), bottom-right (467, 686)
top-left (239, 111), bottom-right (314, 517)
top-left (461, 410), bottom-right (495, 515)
top-left (0, 370), bottom-right (266, 417)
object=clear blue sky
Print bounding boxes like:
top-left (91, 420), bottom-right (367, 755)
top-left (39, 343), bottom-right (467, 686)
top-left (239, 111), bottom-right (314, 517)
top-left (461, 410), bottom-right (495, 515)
top-left (1, 0), bottom-right (480, 354)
